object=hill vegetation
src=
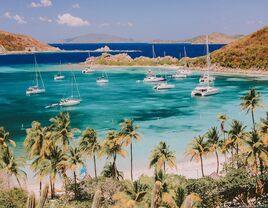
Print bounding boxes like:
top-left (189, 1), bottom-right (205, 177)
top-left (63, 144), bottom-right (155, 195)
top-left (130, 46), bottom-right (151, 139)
top-left (210, 26), bottom-right (268, 69)
top-left (0, 30), bottom-right (58, 52)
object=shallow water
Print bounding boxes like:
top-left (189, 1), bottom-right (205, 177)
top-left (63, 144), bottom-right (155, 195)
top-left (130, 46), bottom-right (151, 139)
top-left (0, 64), bottom-right (268, 173)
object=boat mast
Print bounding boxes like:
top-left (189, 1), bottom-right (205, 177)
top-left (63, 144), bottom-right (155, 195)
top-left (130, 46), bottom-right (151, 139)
top-left (184, 46), bottom-right (187, 68)
top-left (152, 45), bottom-right (156, 58)
top-left (206, 35), bottom-right (211, 86)
top-left (34, 56), bottom-right (39, 87)
top-left (73, 72), bottom-right (80, 99)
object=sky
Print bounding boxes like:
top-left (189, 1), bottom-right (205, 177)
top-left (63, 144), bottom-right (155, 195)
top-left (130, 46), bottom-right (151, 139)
top-left (0, 0), bottom-right (267, 43)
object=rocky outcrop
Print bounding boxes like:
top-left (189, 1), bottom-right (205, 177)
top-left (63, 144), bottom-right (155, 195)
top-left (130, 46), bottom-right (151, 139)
top-left (0, 45), bottom-right (7, 53)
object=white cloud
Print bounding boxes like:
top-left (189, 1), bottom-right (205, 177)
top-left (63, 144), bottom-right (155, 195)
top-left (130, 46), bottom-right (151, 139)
top-left (127, 22), bottom-right (133, 27)
top-left (39, 16), bottom-right (52, 22)
top-left (31, 0), bottom-right (52, 8)
top-left (99, 23), bottom-right (110, 28)
top-left (117, 21), bottom-right (133, 27)
top-left (72, 3), bottom-right (80, 9)
top-left (4, 12), bottom-right (27, 24)
top-left (57, 13), bottom-right (89, 27)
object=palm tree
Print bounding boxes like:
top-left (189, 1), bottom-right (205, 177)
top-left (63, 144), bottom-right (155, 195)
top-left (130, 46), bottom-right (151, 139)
top-left (245, 131), bottom-right (268, 175)
top-left (113, 180), bottom-right (149, 207)
top-left (149, 141), bottom-right (176, 174)
top-left (0, 148), bottom-right (26, 187)
top-left (206, 127), bottom-right (221, 174)
top-left (49, 112), bottom-right (78, 151)
top-left (0, 127), bottom-right (16, 148)
top-left (240, 88), bottom-right (263, 131)
top-left (101, 162), bottom-right (124, 180)
top-left (259, 112), bottom-right (268, 134)
top-left (217, 113), bottom-right (227, 140)
top-left (101, 130), bottom-right (126, 179)
top-left (25, 121), bottom-right (54, 194)
top-left (185, 135), bottom-right (209, 177)
top-left (79, 128), bottom-right (101, 179)
top-left (120, 118), bottom-right (142, 181)
top-left (228, 120), bottom-right (247, 156)
top-left (34, 145), bottom-right (67, 198)
top-left (67, 146), bottom-right (84, 199)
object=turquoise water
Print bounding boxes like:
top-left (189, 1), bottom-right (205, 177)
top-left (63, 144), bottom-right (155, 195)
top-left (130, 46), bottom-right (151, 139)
top-left (1, 64), bottom-right (268, 173)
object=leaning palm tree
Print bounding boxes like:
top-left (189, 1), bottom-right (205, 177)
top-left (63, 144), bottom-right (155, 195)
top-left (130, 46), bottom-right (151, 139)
top-left (0, 127), bottom-right (16, 148)
top-left (217, 114), bottom-right (227, 139)
top-left (149, 141), bottom-right (176, 174)
top-left (185, 135), bottom-right (209, 177)
top-left (0, 147), bottom-right (26, 187)
top-left (49, 112), bottom-right (78, 151)
top-left (67, 146), bottom-right (84, 199)
top-left (101, 130), bottom-right (127, 179)
top-left (206, 127), bottom-right (221, 174)
top-left (244, 131), bottom-right (268, 175)
top-left (240, 88), bottom-right (263, 131)
top-left (259, 112), bottom-right (268, 134)
top-left (79, 128), bottom-right (101, 179)
top-left (120, 118), bottom-right (142, 181)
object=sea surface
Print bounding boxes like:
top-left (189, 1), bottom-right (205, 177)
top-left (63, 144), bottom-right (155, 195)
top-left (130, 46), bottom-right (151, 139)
top-left (0, 43), bottom-right (224, 65)
top-left (1, 64), bottom-right (268, 175)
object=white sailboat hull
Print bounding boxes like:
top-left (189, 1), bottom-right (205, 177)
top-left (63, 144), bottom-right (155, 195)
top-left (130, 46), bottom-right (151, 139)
top-left (59, 98), bottom-right (81, 106)
top-left (82, 68), bottom-right (94, 74)
top-left (154, 83), bottom-right (175, 90)
top-left (172, 74), bottom-right (187, 79)
top-left (54, 75), bottom-right (64, 80)
top-left (96, 79), bottom-right (109, 83)
top-left (26, 87), bottom-right (45, 96)
top-left (144, 76), bottom-right (166, 82)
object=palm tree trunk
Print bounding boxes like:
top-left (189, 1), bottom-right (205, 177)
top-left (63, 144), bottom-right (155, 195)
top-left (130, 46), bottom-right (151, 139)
top-left (49, 175), bottom-right (54, 199)
top-left (113, 153), bottom-right (117, 179)
top-left (93, 153), bottom-right (98, 180)
top-left (215, 150), bottom-right (219, 174)
top-left (39, 180), bottom-right (42, 196)
top-left (74, 171), bottom-right (77, 199)
top-left (200, 154), bottom-right (204, 177)
top-left (130, 143), bottom-right (133, 181)
top-left (251, 109), bottom-right (256, 131)
top-left (16, 176), bottom-right (21, 188)
top-left (163, 161), bottom-right (166, 175)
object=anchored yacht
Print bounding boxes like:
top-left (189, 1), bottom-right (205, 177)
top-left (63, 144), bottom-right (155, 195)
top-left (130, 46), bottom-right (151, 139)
top-left (154, 82), bottom-right (175, 90)
top-left (26, 56), bottom-right (46, 96)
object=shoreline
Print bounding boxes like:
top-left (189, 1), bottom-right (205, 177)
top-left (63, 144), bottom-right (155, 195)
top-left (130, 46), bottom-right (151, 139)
top-left (67, 63), bottom-right (268, 77)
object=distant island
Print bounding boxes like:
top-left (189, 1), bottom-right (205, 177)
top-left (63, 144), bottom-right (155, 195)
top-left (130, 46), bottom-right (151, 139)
top-left (84, 26), bottom-right (268, 71)
top-left (0, 30), bottom-right (59, 54)
top-left (152, 32), bottom-right (244, 44)
top-left (60, 33), bottom-right (137, 43)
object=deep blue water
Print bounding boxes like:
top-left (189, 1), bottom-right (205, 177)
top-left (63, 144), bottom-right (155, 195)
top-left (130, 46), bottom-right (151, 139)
top-left (0, 43), bottom-right (224, 65)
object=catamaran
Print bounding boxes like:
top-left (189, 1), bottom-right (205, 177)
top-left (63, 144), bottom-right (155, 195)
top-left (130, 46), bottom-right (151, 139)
top-left (96, 72), bottom-right (109, 83)
top-left (82, 52), bottom-right (94, 74)
top-left (199, 42), bottom-right (215, 83)
top-left (59, 72), bottom-right (81, 106)
top-left (192, 36), bottom-right (219, 97)
top-left (26, 56), bottom-right (46, 96)
top-left (54, 61), bottom-right (64, 80)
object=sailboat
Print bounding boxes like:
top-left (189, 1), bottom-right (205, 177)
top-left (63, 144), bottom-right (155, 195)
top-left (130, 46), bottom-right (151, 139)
top-left (154, 82), bottom-right (175, 90)
top-left (96, 71), bottom-right (109, 83)
top-left (82, 52), bottom-right (94, 74)
top-left (59, 72), bottom-right (81, 106)
top-left (54, 61), bottom-right (65, 80)
top-left (172, 47), bottom-right (191, 79)
top-left (191, 36), bottom-right (219, 96)
top-left (26, 56), bottom-right (46, 96)
top-left (199, 42), bottom-right (215, 83)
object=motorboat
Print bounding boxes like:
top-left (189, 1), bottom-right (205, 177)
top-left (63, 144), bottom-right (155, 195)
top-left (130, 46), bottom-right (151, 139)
top-left (54, 74), bottom-right (64, 80)
top-left (154, 83), bottom-right (175, 90)
top-left (199, 74), bottom-right (215, 84)
top-left (144, 76), bottom-right (166, 82)
top-left (191, 85), bottom-right (219, 96)
top-left (96, 72), bottom-right (109, 83)
top-left (82, 67), bottom-right (94, 74)
top-left (26, 86), bottom-right (45, 95)
top-left (26, 56), bottom-right (45, 96)
top-left (96, 76), bottom-right (109, 83)
top-left (59, 98), bottom-right (81, 106)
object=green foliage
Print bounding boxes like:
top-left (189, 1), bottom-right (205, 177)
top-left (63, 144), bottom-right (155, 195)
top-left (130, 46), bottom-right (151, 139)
top-left (0, 188), bottom-right (28, 208)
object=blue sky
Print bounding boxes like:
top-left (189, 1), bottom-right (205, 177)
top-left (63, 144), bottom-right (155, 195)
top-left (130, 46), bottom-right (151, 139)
top-left (0, 0), bottom-right (267, 42)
